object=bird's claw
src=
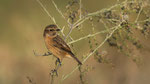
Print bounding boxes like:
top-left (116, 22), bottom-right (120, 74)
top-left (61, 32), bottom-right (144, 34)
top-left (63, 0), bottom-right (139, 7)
top-left (50, 69), bottom-right (58, 76)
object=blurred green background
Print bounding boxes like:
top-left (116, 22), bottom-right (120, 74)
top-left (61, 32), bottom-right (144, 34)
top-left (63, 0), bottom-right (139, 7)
top-left (0, 0), bottom-right (150, 84)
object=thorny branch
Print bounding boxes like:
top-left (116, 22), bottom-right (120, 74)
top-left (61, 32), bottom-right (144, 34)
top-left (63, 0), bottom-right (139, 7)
top-left (33, 0), bottom-right (150, 84)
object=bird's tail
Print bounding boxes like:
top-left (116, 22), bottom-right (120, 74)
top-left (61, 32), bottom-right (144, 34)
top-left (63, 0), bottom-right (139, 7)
top-left (72, 55), bottom-right (82, 65)
top-left (69, 52), bottom-right (82, 65)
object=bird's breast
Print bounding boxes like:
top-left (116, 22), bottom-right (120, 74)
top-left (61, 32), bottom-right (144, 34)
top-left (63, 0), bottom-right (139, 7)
top-left (44, 37), bottom-right (68, 59)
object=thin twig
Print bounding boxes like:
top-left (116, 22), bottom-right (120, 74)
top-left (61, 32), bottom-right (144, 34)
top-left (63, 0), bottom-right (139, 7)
top-left (100, 19), bottom-right (110, 31)
top-left (68, 27), bottom-right (116, 44)
top-left (50, 75), bottom-right (55, 84)
top-left (78, 66), bottom-right (85, 84)
top-left (65, 24), bottom-right (74, 40)
top-left (52, 0), bottom-right (71, 25)
top-left (138, 18), bottom-right (150, 23)
top-left (33, 50), bottom-right (52, 56)
top-left (135, 1), bottom-right (143, 23)
top-left (79, 0), bottom-right (82, 19)
top-left (26, 76), bottom-right (36, 84)
top-left (36, 0), bottom-right (65, 38)
top-left (52, 0), bottom-right (65, 19)
top-left (36, 0), bottom-right (56, 24)
top-left (73, 16), bottom-right (90, 29)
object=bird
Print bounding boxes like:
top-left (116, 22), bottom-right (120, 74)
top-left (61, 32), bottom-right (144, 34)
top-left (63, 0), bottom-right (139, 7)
top-left (43, 24), bottom-right (82, 65)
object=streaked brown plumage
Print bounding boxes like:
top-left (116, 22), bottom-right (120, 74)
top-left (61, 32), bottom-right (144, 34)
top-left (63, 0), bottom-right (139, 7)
top-left (43, 24), bottom-right (82, 65)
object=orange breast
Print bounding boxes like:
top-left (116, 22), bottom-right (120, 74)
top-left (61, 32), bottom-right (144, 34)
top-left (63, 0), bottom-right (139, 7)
top-left (44, 36), bottom-right (69, 60)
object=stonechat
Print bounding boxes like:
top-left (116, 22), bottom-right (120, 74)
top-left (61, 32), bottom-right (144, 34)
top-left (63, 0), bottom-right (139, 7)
top-left (43, 24), bottom-right (82, 65)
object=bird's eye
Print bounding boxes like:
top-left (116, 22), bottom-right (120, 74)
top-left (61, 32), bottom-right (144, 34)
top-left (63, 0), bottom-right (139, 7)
top-left (49, 29), bottom-right (54, 31)
top-left (56, 29), bottom-right (60, 31)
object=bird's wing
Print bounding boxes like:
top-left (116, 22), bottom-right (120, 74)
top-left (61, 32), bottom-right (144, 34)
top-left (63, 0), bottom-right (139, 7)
top-left (52, 35), bottom-right (82, 65)
top-left (52, 35), bottom-right (74, 56)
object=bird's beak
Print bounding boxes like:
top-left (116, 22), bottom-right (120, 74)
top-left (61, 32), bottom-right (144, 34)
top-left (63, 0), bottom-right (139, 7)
top-left (56, 28), bottom-right (61, 31)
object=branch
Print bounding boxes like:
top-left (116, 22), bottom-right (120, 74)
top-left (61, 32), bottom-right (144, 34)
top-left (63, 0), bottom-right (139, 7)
top-left (52, 0), bottom-right (71, 25)
top-left (64, 24), bottom-right (74, 40)
top-left (68, 27), bottom-right (116, 44)
top-left (36, 0), bottom-right (65, 37)
top-left (135, 1), bottom-right (143, 23)
top-left (72, 0), bottom-right (135, 29)
top-left (52, 0), bottom-right (65, 20)
top-left (78, 66), bottom-right (85, 84)
top-left (79, 0), bottom-right (82, 19)
top-left (36, 0), bottom-right (56, 24)
top-left (33, 50), bottom-right (52, 56)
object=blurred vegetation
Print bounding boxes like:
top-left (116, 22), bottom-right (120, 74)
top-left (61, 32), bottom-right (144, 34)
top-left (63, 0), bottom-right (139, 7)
top-left (0, 0), bottom-right (150, 84)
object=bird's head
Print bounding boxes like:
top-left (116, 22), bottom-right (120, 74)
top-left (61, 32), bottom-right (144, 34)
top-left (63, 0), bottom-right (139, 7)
top-left (43, 24), bottom-right (61, 37)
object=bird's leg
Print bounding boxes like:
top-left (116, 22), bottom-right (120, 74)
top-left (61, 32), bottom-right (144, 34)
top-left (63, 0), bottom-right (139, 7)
top-left (33, 50), bottom-right (52, 56)
top-left (55, 58), bottom-right (62, 67)
top-left (55, 58), bottom-right (62, 71)
top-left (50, 58), bottom-right (62, 76)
